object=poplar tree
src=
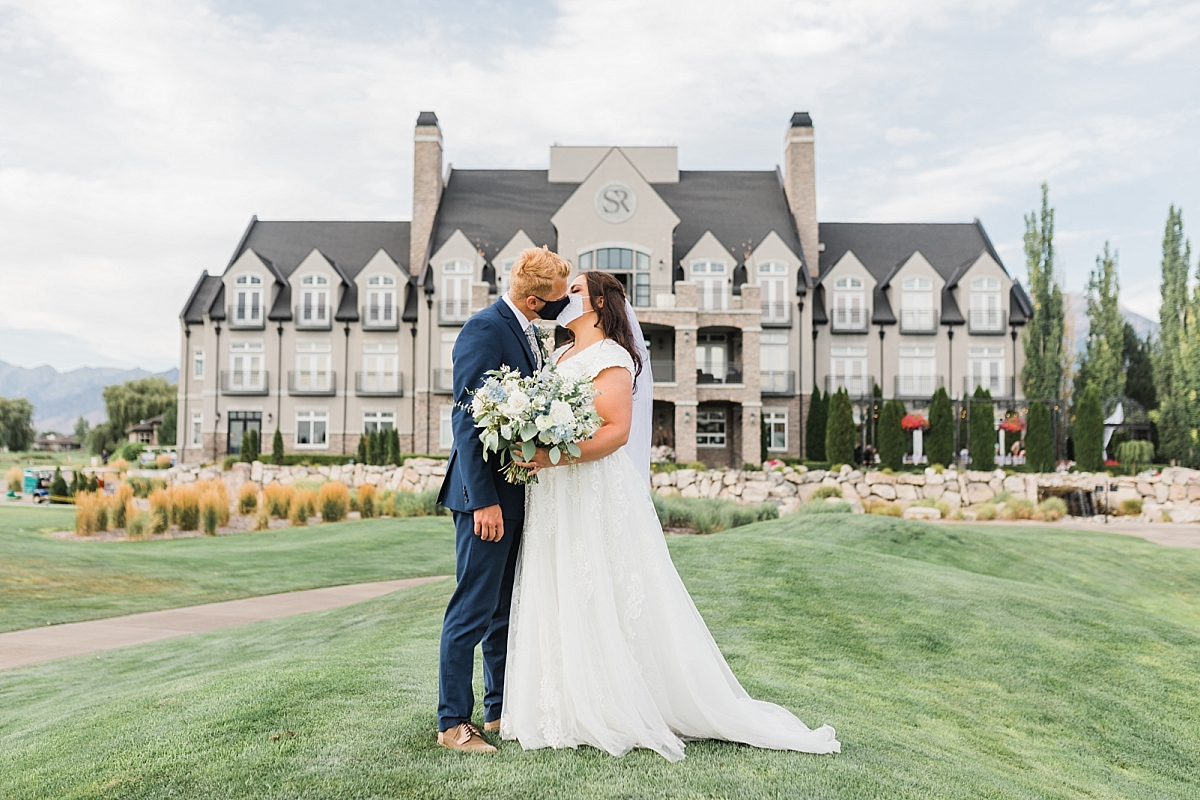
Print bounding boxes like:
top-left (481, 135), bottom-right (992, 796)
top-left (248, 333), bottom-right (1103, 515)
top-left (1079, 242), bottom-right (1125, 403)
top-left (387, 428), bottom-right (400, 466)
top-left (1154, 206), bottom-right (1200, 466)
top-left (1021, 184), bottom-right (1066, 400)
top-left (272, 428), bottom-right (285, 465)
top-left (926, 387), bottom-right (954, 467)
top-left (824, 389), bottom-right (856, 467)
top-left (805, 386), bottom-right (826, 461)
top-left (877, 400), bottom-right (905, 471)
top-left (969, 387), bottom-right (995, 470)
top-left (1074, 384), bottom-right (1104, 472)
top-left (1025, 401), bottom-right (1054, 472)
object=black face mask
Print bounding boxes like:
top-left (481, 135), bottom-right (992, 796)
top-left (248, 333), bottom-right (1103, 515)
top-left (535, 295), bottom-right (570, 320)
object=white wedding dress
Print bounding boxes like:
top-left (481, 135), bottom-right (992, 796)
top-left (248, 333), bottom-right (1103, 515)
top-left (500, 339), bottom-right (840, 761)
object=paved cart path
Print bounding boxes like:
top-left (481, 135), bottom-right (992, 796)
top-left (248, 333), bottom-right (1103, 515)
top-left (0, 576), bottom-right (450, 671)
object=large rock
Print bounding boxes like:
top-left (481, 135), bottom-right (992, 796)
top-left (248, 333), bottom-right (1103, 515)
top-left (865, 471), bottom-right (896, 485)
top-left (1003, 475), bottom-right (1025, 494)
top-left (925, 482), bottom-right (945, 500)
top-left (942, 491), bottom-right (962, 510)
top-left (899, 473), bottom-right (926, 486)
top-left (872, 484), bottom-right (897, 500)
top-left (903, 506), bottom-right (941, 520)
top-left (742, 485), bottom-right (770, 504)
top-left (675, 469), bottom-right (696, 489)
top-left (967, 483), bottom-right (994, 504)
top-left (895, 484), bottom-right (917, 500)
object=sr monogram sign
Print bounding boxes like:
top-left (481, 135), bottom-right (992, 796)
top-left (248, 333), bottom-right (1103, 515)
top-left (594, 181), bottom-right (637, 224)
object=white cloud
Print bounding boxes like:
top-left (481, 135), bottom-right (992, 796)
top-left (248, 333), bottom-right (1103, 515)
top-left (885, 127), bottom-right (934, 146)
top-left (1049, 1), bottom-right (1200, 63)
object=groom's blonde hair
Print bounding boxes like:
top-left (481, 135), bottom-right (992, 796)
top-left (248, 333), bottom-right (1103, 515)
top-left (509, 246), bottom-right (571, 301)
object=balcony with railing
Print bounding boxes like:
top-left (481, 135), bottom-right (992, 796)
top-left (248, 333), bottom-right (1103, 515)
top-left (761, 370), bottom-right (796, 396)
top-left (440, 299), bottom-right (471, 325)
top-left (650, 360), bottom-right (675, 383)
top-left (294, 305), bottom-right (332, 330)
top-left (968, 309), bottom-right (1007, 334)
top-left (963, 375), bottom-right (1015, 398)
top-left (356, 371), bottom-right (403, 396)
top-left (220, 370), bottom-right (269, 395)
top-left (830, 307), bottom-right (869, 332)
top-left (227, 305), bottom-right (265, 330)
top-left (696, 365), bottom-right (743, 385)
top-left (899, 308), bottom-right (938, 334)
top-left (433, 368), bottom-right (454, 394)
top-left (760, 301), bottom-right (792, 327)
top-left (361, 304), bottom-right (399, 331)
top-left (894, 374), bottom-right (944, 398)
top-left (825, 374), bottom-right (875, 397)
top-left (288, 371), bottom-right (336, 396)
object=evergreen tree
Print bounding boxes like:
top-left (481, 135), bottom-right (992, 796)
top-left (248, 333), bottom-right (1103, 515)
top-left (1021, 184), bottom-right (1066, 400)
top-left (877, 400), bottom-right (905, 471)
top-left (1080, 242), bottom-right (1125, 403)
top-left (68, 469), bottom-right (80, 497)
top-left (272, 428), bottom-right (285, 465)
top-left (386, 428), bottom-right (400, 466)
top-left (158, 401), bottom-right (177, 446)
top-left (969, 386), bottom-right (995, 470)
top-left (1074, 384), bottom-right (1104, 471)
top-left (49, 467), bottom-right (68, 503)
top-left (247, 428), bottom-right (260, 462)
top-left (73, 416), bottom-right (91, 444)
top-left (240, 430), bottom-right (251, 462)
top-left (1122, 323), bottom-right (1156, 413)
top-left (824, 388), bottom-right (856, 467)
top-left (805, 386), bottom-right (826, 461)
top-left (0, 397), bottom-right (35, 452)
top-left (926, 387), bottom-right (954, 467)
top-left (1025, 401), bottom-right (1054, 472)
top-left (357, 433), bottom-right (368, 464)
top-left (1153, 206), bottom-right (1200, 466)
top-left (367, 429), bottom-right (379, 466)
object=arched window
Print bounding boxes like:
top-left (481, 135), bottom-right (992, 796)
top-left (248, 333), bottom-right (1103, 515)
top-left (579, 247), bottom-right (652, 307)
top-left (969, 277), bottom-right (1003, 332)
top-left (298, 274), bottom-right (330, 325)
top-left (831, 277), bottom-right (866, 330)
top-left (232, 274), bottom-right (264, 324)
top-left (900, 276), bottom-right (935, 332)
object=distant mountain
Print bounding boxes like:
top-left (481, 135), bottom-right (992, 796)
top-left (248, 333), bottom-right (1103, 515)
top-left (1063, 291), bottom-right (1159, 354)
top-left (0, 361), bottom-right (179, 434)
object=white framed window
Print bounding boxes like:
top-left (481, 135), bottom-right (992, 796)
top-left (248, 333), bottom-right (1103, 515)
top-left (758, 261), bottom-right (788, 321)
top-left (830, 345), bottom-right (868, 395)
top-left (295, 341), bottom-right (332, 391)
top-left (229, 342), bottom-right (264, 389)
top-left (696, 332), bottom-right (730, 383)
top-left (970, 277), bottom-right (1003, 331)
top-left (191, 412), bottom-right (202, 445)
top-left (435, 331), bottom-right (457, 393)
top-left (439, 405), bottom-right (454, 449)
top-left (364, 274), bottom-right (396, 324)
top-left (696, 409), bottom-right (727, 447)
top-left (760, 333), bottom-right (790, 393)
top-left (363, 411), bottom-right (395, 434)
top-left (295, 410), bottom-right (328, 447)
top-left (691, 260), bottom-right (728, 310)
top-left (578, 248), bottom-right (652, 307)
top-left (898, 346), bottom-right (937, 396)
top-left (233, 274), bottom-right (263, 323)
top-left (764, 409), bottom-right (788, 451)
top-left (900, 277), bottom-right (935, 332)
top-left (299, 274), bottom-right (330, 324)
top-left (968, 347), bottom-right (1005, 395)
top-left (442, 260), bottom-right (472, 321)
top-left (832, 276), bottom-right (866, 330)
top-left (497, 258), bottom-right (516, 295)
top-left (362, 343), bottom-right (399, 392)
top-left (193, 348), bottom-right (205, 378)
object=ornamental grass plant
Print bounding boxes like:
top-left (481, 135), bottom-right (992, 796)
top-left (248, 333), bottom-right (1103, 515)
top-left (6, 466), bottom-right (23, 493)
top-left (125, 503), bottom-right (149, 540)
top-left (170, 485), bottom-right (200, 531)
top-left (148, 488), bottom-right (171, 533)
top-left (264, 483), bottom-right (294, 518)
top-left (237, 482), bottom-right (258, 515)
top-left (73, 492), bottom-right (102, 536)
top-left (318, 481), bottom-right (350, 522)
top-left (111, 483), bottom-right (134, 529)
top-left (356, 484), bottom-right (376, 519)
top-left (650, 495), bottom-right (778, 535)
top-left (390, 490), bottom-right (445, 518)
top-left (290, 489), bottom-right (317, 526)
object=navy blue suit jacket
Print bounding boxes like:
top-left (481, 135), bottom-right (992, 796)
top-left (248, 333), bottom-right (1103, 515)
top-left (436, 299), bottom-right (540, 519)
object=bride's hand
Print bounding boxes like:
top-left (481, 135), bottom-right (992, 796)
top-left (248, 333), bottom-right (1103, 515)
top-left (514, 446), bottom-right (553, 473)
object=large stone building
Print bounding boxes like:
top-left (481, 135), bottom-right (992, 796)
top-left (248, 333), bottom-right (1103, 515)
top-left (177, 111), bottom-right (1030, 467)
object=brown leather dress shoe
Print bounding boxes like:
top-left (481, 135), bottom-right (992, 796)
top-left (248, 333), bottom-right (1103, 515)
top-left (483, 719), bottom-right (500, 732)
top-left (437, 722), bottom-right (497, 753)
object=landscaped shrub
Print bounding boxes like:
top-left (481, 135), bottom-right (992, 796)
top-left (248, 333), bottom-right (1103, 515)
top-left (148, 488), bottom-right (170, 533)
top-left (357, 435), bottom-right (368, 465)
top-left (126, 503), bottom-right (148, 539)
top-left (805, 386), bottom-right (826, 461)
top-left (798, 500), bottom-right (852, 514)
top-left (1074, 385), bottom-right (1104, 472)
top-left (1116, 440), bottom-right (1154, 475)
top-left (809, 485), bottom-right (843, 502)
top-left (254, 505), bottom-right (270, 531)
top-left (264, 483), bottom-right (294, 518)
top-left (1116, 497), bottom-right (1144, 517)
top-left (387, 428), bottom-right (400, 466)
top-left (50, 468), bottom-right (69, 503)
top-left (969, 387), bottom-right (995, 470)
top-left (877, 400), bottom-right (905, 471)
top-left (200, 491), bottom-right (221, 536)
top-left (237, 482), bottom-right (258, 515)
top-left (289, 490), bottom-right (315, 526)
top-left (926, 387), bottom-right (954, 468)
top-left (357, 483), bottom-right (376, 518)
top-left (6, 466), bottom-right (22, 494)
top-left (171, 485), bottom-right (201, 531)
top-left (1037, 497), bottom-right (1067, 521)
top-left (913, 497), bottom-right (951, 518)
top-left (318, 481), bottom-right (350, 522)
top-left (975, 503), bottom-right (998, 521)
top-left (155, 454), bottom-right (173, 469)
top-left (112, 483), bottom-right (134, 528)
top-left (117, 441), bottom-right (144, 463)
top-left (825, 388), bottom-right (856, 467)
top-left (650, 494), bottom-right (777, 535)
top-left (1000, 498), bottom-right (1035, 520)
top-left (126, 476), bottom-right (166, 498)
top-left (74, 492), bottom-right (101, 535)
top-left (272, 428), bottom-right (285, 465)
top-left (110, 457), bottom-right (131, 473)
top-left (1025, 401), bottom-right (1054, 472)
top-left (391, 490), bottom-right (445, 518)
top-left (865, 500), bottom-right (902, 517)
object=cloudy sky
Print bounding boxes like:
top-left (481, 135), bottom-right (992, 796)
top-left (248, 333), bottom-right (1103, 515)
top-left (1, 0), bottom-right (1197, 371)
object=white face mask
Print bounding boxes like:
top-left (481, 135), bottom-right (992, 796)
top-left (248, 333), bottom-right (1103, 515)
top-left (555, 293), bottom-right (588, 327)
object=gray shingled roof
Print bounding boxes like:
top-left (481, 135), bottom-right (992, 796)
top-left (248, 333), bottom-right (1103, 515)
top-left (230, 220), bottom-right (411, 278)
top-left (181, 274), bottom-right (222, 324)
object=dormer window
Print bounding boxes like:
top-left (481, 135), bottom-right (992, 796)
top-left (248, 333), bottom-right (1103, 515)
top-left (497, 258), bottom-right (516, 296)
top-left (691, 260), bottom-right (728, 310)
top-left (441, 260), bottom-right (472, 322)
top-left (364, 274), bottom-right (396, 326)
top-left (758, 262), bottom-right (787, 322)
top-left (969, 277), bottom-right (1004, 332)
top-left (900, 277), bottom-right (935, 332)
top-left (298, 274), bottom-right (330, 325)
top-left (232, 274), bottom-right (263, 325)
top-left (831, 277), bottom-right (866, 331)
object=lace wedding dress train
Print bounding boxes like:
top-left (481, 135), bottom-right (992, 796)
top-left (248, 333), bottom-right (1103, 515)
top-left (500, 340), bottom-right (839, 762)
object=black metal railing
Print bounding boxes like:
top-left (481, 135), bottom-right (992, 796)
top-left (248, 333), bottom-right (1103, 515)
top-left (894, 374), bottom-right (944, 398)
top-left (963, 375), bottom-right (1015, 398)
top-left (361, 305), bottom-right (398, 330)
top-left (440, 299), bottom-right (470, 324)
top-left (650, 360), bottom-right (675, 383)
top-left (825, 374), bottom-right (875, 397)
top-left (761, 370), bottom-right (796, 396)
top-left (433, 368), bottom-right (454, 394)
top-left (220, 370), bottom-right (269, 395)
top-left (288, 371), bottom-right (336, 396)
top-left (227, 305), bottom-right (265, 329)
top-left (760, 301), bottom-right (792, 325)
top-left (355, 372), bottom-right (403, 396)
top-left (697, 367), bottom-right (743, 385)
top-left (830, 308), bottom-right (869, 332)
top-left (294, 305), bottom-right (332, 330)
top-left (899, 308), bottom-right (938, 334)
top-left (968, 309), bottom-right (1007, 334)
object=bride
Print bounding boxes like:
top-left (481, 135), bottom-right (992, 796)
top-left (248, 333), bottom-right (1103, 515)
top-left (503, 270), bottom-right (840, 762)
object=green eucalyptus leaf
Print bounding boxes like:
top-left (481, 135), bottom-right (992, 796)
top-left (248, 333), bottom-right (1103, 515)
top-left (549, 446), bottom-right (561, 464)
top-left (522, 440), bottom-right (536, 461)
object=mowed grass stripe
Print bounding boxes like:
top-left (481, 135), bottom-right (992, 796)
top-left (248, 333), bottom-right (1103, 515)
top-left (2, 516), bottom-right (1199, 798)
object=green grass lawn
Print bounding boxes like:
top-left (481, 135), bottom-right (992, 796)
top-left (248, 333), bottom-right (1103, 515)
top-left (0, 505), bottom-right (456, 632)
top-left (3, 514), bottom-right (1200, 798)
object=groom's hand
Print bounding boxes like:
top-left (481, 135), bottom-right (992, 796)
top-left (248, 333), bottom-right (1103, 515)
top-left (473, 504), bottom-right (504, 541)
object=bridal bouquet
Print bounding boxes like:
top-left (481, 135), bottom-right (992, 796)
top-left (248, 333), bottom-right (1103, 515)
top-left (468, 365), bottom-right (602, 485)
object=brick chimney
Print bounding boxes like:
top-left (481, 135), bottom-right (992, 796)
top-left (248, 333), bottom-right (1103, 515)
top-left (783, 112), bottom-right (818, 277)
top-left (410, 111), bottom-right (444, 276)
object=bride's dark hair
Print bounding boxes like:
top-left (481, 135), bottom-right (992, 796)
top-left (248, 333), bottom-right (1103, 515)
top-left (582, 271), bottom-right (644, 382)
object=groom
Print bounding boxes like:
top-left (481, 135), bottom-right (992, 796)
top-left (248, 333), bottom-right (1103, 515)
top-left (435, 246), bottom-right (572, 753)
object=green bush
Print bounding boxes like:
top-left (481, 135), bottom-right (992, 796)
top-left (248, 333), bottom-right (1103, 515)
top-left (810, 485), bottom-right (843, 501)
top-left (825, 388), bottom-right (856, 467)
top-left (797, 500), bottom-right (852, 515)
top-left (49, 468), bottom-right (68, 503)
top-left (651, 494), bottom-right (778, 535)
top-left (969, 387), bottom-right (994, 470)
top-left (975, 503), bottom-right (998, 521)
top-left (1116, 440), bottom-right (1154, 474)
top-left (805, 386), bottom-right (826, 461)
top-left (272, 428), bottom-right (285, 465)
top-left (1026, 401), bottom-right (1054, 472)
top-left (117, 441), bottom-right (145, 463)
top-left (1116, 497), bottom-right (1144, 517)
top-left (877, 400), bottom-right (906, 471)
top-left (386, 428), bottom-right (400, 466)
top-left (126, 476), bottom-right (166, 498)
top-left (926, 387), bottom-right (954, 467)
top-left (390, 490), bottom-right (447, 518)
top-left (865, 500), bottom-right (902, 517)
top-left (1037, 496), bottom-right (1067, 521)
top-left (1074, 385), bottom-right (1104, 472)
